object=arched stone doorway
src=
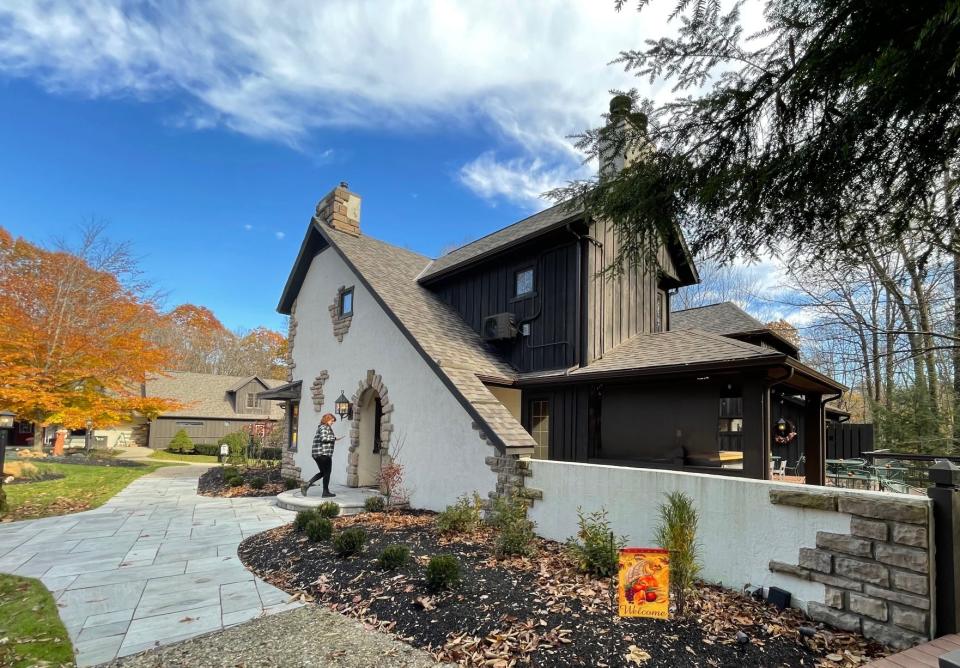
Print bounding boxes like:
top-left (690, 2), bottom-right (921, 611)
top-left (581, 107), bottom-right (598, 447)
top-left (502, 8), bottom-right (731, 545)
top-left (346, 370), bottom-right (393, 487)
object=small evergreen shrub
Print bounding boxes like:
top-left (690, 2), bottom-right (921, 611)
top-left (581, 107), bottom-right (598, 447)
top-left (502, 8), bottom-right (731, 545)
top-left (436, 493), bottom-right (483, 534)
top-left (364, 496), bottom-right (386, 512)
top-left (426, 554), bottom-right (461, 590)
top-left (294, 509), bottom-right (316, 532)
top-left (222, 466), bottom-right (239, 479)
top-left (168, 429), bottom-right (194, 454)
top-left (284, 478), bottom-right (299, 491)
top-left (377, 544), bottom-right (411, 570)
top-left (250, 477), bottom-right (266, 490)
top-left (305, 517), bottom-right (333, 542)
top-left (316, 501), bottom-right (341, 519)
top-left (227, 475), bottom-right (245, 488)
top-left (654, 491), bottom-right (702, 616)
top-left (566, 507), bottom-right (626, 577)
top-left (332, 528), bottom-right (367, 557)
top-left (489, 493), bottom-right (537, 557)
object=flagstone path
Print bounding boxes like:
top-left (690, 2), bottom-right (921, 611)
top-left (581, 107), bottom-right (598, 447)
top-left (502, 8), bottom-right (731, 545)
top-left (0, 464), bottom-right (301, 666)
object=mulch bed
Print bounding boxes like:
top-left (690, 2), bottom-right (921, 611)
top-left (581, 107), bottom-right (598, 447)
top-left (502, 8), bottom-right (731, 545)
top-left (7, 451), bottom-right (146, 468)
top-left (239, 511), bottom-right (890, 667)
top-left (4, 472), bottom-right (65, 484)
top-left (198, 466), bottom-right (288, 497)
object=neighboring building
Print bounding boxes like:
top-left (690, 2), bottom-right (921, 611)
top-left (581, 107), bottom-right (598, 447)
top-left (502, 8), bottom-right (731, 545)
top-left (139, 372), bottom-right (286, 449)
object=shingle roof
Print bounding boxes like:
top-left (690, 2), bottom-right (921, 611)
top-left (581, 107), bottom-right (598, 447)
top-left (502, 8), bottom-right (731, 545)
top-left (145, 372), bottom-right (286, 420)
top-left (570, 328), bottom-right (780, 377)
top-left (671, 302), bottom-right (767, 336)
top-left (418, 201), bottom-right (583, 282)
top-left (318, 224), bottom-right (537, 452)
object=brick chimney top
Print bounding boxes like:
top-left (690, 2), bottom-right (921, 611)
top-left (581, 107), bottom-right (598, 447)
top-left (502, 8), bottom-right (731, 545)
top-left (315, 182), bottom-right (361, 237)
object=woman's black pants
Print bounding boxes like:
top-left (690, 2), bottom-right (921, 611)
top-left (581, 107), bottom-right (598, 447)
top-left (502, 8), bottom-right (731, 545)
top-left (305, 454), bottom-right (332, 492)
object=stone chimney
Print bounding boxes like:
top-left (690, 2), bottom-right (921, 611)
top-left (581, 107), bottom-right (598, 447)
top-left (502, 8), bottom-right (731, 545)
top-left (599, 95), bottom-right (649, 180)
top-left (315, 182), bottom-right (361, 237)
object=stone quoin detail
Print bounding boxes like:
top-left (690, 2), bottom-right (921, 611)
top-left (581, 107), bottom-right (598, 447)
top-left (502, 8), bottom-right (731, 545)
top-left (768, 488), bottom-right (933, 649)
top-left (286, 301), bottom-right (298, 382)
top-left (345, 370), bottom-right (393, 487)
top-left (476, 422), bottom-right (541, 509)
top-left (328, 286), bottom-right (354, 343)
top-left (310, 371), bottom-right (329, 412)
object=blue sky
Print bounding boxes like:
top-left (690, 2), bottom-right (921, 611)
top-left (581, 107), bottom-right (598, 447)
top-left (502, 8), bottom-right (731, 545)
top-left (0, 1), bottom-right (770, 331)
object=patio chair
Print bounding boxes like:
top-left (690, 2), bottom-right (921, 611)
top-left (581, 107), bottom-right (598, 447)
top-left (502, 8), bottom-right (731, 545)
top-left (771, 459), bottom-right (787, 478)
top-left (785, 455), bottom-right (805, 477)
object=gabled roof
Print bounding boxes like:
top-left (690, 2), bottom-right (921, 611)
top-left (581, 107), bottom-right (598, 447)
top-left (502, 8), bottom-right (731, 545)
top-left (671, 301), bottom-right (767, 335)
top-left (225, 375), bottom-right (269, 394)
top-left (144, 371), bottom-right (286, 420)
top-left (278, 219), bottom-right (536, 453)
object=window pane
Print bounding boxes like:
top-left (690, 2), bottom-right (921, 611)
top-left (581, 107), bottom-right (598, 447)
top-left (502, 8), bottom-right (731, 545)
top-left (340, 290), bottom-right (353, 315)
top-left (530, 399), bottom-right (549, 460)
top-left (516, 269), bottom-right (534, 296)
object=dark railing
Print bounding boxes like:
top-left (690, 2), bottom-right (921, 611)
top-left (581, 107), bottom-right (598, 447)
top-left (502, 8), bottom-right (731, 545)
top-left (862, 450), bottom-right (960, 493)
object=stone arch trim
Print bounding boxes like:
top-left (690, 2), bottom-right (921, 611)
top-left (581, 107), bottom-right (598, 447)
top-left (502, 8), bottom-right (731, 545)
top-left (328, 286), bottom-right (354, 343)
top-left (345, 369), bottom-right (393, 487)
top-left (310, 371), bottom-right (329, 412)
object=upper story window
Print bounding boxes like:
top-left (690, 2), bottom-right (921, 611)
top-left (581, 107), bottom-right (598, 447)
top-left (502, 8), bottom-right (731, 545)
top-left (245, 393), bottom-right (261, 410)
top-left (339, 287), bottom-right (354, 317)
top-left (515, 268), bottom-right (534, 297)
top-left (654, 290), bottom-right (666, 332)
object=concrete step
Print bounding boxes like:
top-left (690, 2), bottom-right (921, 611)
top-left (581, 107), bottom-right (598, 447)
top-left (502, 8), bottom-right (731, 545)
top-left (275, 483), bottom-right (382, 515)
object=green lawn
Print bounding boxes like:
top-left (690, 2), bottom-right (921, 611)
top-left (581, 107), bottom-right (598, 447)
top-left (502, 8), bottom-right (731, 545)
top-left (149, 449), bottom-right (219, 463)
top-left (1, 461), bottom-right (176, 521)
top-left (0, 574), bottom-right (74, 667)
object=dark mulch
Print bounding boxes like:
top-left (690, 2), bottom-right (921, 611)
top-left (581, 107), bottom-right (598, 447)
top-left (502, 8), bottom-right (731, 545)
top-left (198, 466), bottom-right (289, 497)
top-left (6, 451), bottom-right (146, 468)
top-left (5, 472), bottom-right (65, 484)
top-left (239, 512), bottom-right (888, 668)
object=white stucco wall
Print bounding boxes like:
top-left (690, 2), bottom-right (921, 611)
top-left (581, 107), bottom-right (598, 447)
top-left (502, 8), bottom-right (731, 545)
top-left (290, 246), bottom-right (496, 510)
top-left (527, 460), bottom-right (860, 606)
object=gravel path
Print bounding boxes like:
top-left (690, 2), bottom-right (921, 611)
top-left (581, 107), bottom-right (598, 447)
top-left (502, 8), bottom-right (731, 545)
top-left (103, 604), bottom-right (439, 667)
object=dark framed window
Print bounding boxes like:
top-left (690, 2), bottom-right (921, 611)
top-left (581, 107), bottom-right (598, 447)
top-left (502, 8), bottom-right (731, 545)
top-left (339, 287), bottom-right (354, 316)
top-left (655, 290), bottom-right (666, 332)
top-left (18, 422), bottom-right (32, 434)
top-left (514, 267), bottom-right (534, 298)
top-left (529, 398), bottom-right (550, 460)
top-left (288, 401), bottom-right (299, 451)
top-left (718, 395), bottom-right (743, 451)
top-left (245, 393), bottom-right (261, 409)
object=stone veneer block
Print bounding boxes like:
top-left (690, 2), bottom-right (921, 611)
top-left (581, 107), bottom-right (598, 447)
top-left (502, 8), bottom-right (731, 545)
top-left (769, 489), bottom-right (837, 511)
top-left (807, 602), bottom-right (861, 632)
top-left (816, 532), bottom-right (873, 558)
top-left (768, 561), bottom-right (809, 580)
top-left (863, 584), bottom-right (930, 610)
top-left (891, 570), bottom-right (929, 596)
top-left (834, 557), bottom-right (889, 587)
top-left (837, 497), bottom-right (928, 524)
top-left (890, 523), bottom-right (928, 548)
top-left (809, 571), bottom-right (864, 592)
top-left (891, 604), bottom-right (928, 634)
top-left (799, 548), bottom-right (832, 573)
top-left (850, 517), bottom-right (888, 542)
top-left (847, 592), bottom-right (887, 622)
top-left (862, 619), bottom-right (926, 650)
top-left (824, 587), bottom-right (845, 610)
top-left (873, 543), bottom-right (928, 574)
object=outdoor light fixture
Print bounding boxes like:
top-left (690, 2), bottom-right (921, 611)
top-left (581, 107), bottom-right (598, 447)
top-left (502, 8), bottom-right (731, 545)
top-left (0, 412), bottom-right (14, 429)
top-left (776, 418), bottom-right (789, 434)
top-left (334, 391), bottom-right (353, 421)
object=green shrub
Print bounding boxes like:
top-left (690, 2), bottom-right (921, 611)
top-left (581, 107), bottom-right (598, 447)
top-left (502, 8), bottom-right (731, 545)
top-left (294, 509), bottom-right (316, 532)
top-left (436, 493), bottom-right (483, 534)
top-left (227, 475), bottom-right (245, 488)
top-left (168, 429), bottom-right (194, 454)
top-left (654, 491), bottom-right (701, 616)
top-left (566, 507), bottom-right (626, 577)
top-left (219, 432), bottom-right (249, 465)
top-left (284, 478), bottom-right (299, 491)
top-left (305, 517), bottom-right (333, 542)
top-left (316, 501), bottom-right (340, 519)
top-left (260, 446), bottom-right (282, 461)
top-left (426, 554), bottom-right (461, 590)
top-left (193, 443), bottom-right (221, 457)
top-left (377, 544), bottom-right (411, 570)
top-left (332, 528), bottom-right (367, 557)
top-left (250, 477), bottom-right (265, 490)
top-left (489, 494), bottom-right (537, 557)
top-left (364, 496), bottom-right (386, 513)
top-left (222, 466), bottom-right (239, 479)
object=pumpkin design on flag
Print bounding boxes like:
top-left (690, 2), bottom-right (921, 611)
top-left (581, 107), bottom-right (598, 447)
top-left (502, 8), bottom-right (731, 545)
top-left (618, 548), bottom-right (670, 618)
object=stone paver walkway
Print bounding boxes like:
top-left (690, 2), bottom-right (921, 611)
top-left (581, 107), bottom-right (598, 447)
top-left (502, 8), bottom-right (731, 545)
top-left (0, 464), bottom-right (300, 666)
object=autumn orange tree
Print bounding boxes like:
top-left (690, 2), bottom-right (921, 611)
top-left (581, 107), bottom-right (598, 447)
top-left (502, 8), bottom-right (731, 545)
top-left (0, 225), bottom-right (179, 448)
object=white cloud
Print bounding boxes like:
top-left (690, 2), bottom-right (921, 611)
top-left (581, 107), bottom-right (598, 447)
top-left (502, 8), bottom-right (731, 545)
top-left (243, 224), bottom-right (253, 231)
top-left (459, 151), bottom-right (591, 210)
top-left (274, 231), bottom-right (285, 240)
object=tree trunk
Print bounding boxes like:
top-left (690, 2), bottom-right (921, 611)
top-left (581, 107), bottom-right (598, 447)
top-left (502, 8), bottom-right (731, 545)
top-left (32, 423), bottom-right (44, 451)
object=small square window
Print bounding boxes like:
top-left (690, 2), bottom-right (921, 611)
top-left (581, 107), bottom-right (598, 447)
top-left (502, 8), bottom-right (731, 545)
top-left (339, 288), bottom-right (354, 316)
top-left (515, 268), bottom-right (534, 297)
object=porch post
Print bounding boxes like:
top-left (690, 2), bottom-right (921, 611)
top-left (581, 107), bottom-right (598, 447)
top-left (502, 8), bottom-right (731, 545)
top-left (741, 377), bottom-right (769, 480)
top-left (803, 393), bottom-right (825, 486)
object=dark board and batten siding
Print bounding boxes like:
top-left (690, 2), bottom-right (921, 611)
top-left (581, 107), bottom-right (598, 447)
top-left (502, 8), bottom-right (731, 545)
top-left (434, 238), bottom-right (579, 373)
top-left (521, 385), bottom-right (592, 462)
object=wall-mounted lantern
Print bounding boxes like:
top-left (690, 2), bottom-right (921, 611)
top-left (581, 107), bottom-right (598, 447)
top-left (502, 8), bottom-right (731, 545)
top-left (775, 418), bottom-right (789, 435)
top-left (334, 391), bottom-right (353, 421)
top-left (0, 411), bottom-right (14, 429)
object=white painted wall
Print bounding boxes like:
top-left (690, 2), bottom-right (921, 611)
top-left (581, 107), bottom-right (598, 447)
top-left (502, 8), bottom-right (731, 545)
top-left (528, 460), bottom-right (868, 607)
top-left (291, 246), bottom-right (496, 510)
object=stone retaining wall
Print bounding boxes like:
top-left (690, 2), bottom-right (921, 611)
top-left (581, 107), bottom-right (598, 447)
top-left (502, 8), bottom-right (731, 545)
top-left (769, 488), bottom-right (933, 649)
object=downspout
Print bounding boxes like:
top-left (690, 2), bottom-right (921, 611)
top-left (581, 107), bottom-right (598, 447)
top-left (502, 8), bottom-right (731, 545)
top-left (566, 223), bottom-right (584, 369)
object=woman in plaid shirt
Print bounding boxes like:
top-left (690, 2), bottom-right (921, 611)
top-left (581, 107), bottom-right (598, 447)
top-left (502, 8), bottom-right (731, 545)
top-left (301, 413), bottom-right (341, 498)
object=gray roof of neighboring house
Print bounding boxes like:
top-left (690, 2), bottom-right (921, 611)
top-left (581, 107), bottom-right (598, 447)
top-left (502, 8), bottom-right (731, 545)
top-left (145, 372), bottom-right (286, 420)
top-left (671, 302), bottom-right (768, 336)
top-left (418, 201), bottom-right (583, 283)
top-left (570, 328), bottom-right (781, 377)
